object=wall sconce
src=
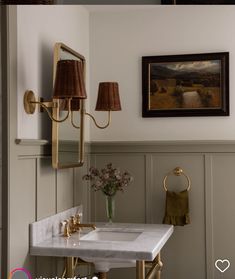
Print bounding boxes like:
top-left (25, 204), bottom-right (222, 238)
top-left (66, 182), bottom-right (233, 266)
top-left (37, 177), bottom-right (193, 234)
top-left (24, 59), bottom-right (87, 123)
top-left (23, 42), bottom-right (121, 169)
top-left (86, 82), bottom-right (121, 129)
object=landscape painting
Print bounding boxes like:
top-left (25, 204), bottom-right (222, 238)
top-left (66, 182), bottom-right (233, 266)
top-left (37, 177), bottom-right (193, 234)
top-left (142, 53), bottom-right (229, 117)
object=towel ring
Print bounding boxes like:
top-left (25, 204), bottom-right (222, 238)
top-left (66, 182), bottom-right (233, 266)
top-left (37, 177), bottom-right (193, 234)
top-left (163, 167), bottom-right (191, 192)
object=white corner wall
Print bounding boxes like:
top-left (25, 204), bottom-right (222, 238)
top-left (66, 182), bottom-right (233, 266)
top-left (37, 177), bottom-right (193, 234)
top-left (17, 5), bottom-right (90, 141)
top-left (90, 6), bottom-right (235, 141)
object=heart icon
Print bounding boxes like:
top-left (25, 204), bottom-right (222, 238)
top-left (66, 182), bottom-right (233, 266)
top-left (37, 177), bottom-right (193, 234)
top-left (215, 259), bottom-right (230, 273)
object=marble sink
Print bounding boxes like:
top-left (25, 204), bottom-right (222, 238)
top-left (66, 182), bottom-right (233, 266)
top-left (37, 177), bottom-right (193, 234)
top-left (80, 228), bottom-right (142, 242)
top-left (29, 206), bottom-right (174, 273)
top-left (79, 228), bottom-right (143, 271)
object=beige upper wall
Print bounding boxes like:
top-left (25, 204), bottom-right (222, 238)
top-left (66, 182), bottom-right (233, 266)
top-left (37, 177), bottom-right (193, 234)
top-left (90, 6), bottom-right (235, 141)
top-left (17, 5), bottom-right (90, 141)
top-left (17, 6), bottom-right (235, 142)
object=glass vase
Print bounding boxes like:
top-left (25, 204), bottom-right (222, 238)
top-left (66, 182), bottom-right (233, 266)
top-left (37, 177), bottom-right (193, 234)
top-left (106, 195), bottom-right (115, 223)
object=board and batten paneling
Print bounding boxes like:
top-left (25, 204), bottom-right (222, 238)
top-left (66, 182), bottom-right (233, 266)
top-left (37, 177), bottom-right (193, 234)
top-left (74, 154), bottom-right (91, 223)
top-left (90, 154), bottom-right (146, 224)
top-left (90, 141), bottom-right (235, 279)
top-left (56, 168), bottom-right (74, 213)
top-left (11, 157), bottom-right (37, 275)
top-left (8, 142), bottom-right (89, 278)
top-left (36, 157), bottom-right (57, 277)
top-left (150, 154), bottom-right (206, 279)
top-left (210, 154), bottom-right (235, 279)
top-left (36, 158), bottom-right (56, 221)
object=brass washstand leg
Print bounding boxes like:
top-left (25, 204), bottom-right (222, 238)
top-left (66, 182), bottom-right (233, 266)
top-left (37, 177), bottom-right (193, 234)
top-left (97, 272), bottom-right (108, 279)
top-left (66, 257), bottom-right (74, 278)
top-left (136, 260), bottom-right (145, 279)
top-left (156, 253), bottom-right (163, 279)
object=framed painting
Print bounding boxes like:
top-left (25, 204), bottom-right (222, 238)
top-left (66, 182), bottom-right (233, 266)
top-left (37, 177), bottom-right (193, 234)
top-left (162, 0), bottom-right (235, 4)
top-left (142, 52), bottom-right (229, 117)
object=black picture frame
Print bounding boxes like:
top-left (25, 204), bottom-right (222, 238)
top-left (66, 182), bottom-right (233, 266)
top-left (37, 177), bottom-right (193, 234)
top-left (162, 0), bottom-right (235, 4)
top-left (142, 52), bottom-right (229, 117)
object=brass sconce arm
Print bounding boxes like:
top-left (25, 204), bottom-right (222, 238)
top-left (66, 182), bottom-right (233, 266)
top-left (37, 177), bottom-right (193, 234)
top-left (24, 90), bottom-right (72, 123)
top-left (71, 111), bottom-right (80, 129)
top-left (38, 100), bottom-right (71, 123)
top-left (85, 111), bottom-right (111, 129)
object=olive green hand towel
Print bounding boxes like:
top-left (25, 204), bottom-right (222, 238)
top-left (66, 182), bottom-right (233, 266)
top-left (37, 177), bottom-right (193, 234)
top-left (163, 189), bottom-right (190, 226)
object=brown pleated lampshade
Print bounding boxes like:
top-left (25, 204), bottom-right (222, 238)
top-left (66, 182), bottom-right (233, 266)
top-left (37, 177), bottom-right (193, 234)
top-left (95, 82), bottom-right (121, 111)
top-left (60, 99), bottom-right (80, 111)
top-left (53, 60), bottom-right (87, 99)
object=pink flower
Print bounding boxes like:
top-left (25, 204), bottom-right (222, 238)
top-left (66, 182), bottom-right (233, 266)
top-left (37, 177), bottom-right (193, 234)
top-left (82, 163), bottom-right (133, 196)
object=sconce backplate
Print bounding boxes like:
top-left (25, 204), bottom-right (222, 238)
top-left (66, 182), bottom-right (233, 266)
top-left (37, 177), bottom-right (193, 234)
top-left (24, 90), bottom-right (36, 114)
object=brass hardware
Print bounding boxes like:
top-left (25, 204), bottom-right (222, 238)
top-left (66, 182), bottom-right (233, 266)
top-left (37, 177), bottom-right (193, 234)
top-left (136, 260), bottom-right (145, 279)
top-left (52, 43), bottom-right (85, 169)
top-left (23, 90), bottom-right (72, 123)
top-left (61, 267), bottom-right (66, 279)
top-left (75, 213), bottom-right (82, 227)
top-left (63, 252), bottom-right (163, 279)
top-left (24, 90), bottom-right (36, 114)
top-left (39, 97), bottom-right (44, 112)
top-left (163, 167), bottom-right (191, 192)
top-left (156, 253), bottom-right (163, 279)
top-left (64, 257), bottom-right (94, 278)
top-left (74, 213), bottom-right (96, 231)
top-left (62, 215), bottom-right (96, 237)
top-left (173, 167), bottom-right (183, 176)
top-left (71, 111), bottom-right (80, 129)
top-left (63, 220), bottom-right (71, 237)
top-left (85, 110), bottom-right (111, 129)
top-left (136, 252), bottom-right (163, 279)
top-left (97, 272), bottom-right (108, 279)
top-left (66, 257), bottom-right (75, 278)
top-left (69, 216), bottom-right (77, 233)
top-left (74, 214), bottom-right (96, 231)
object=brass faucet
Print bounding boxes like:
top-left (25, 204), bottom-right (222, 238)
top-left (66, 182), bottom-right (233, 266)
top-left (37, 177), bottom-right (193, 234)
top-left (61, 220), bottom-right (72, 237)
top-left (61, 214), bottom-right (96, 237)
top-left (74, 214), bottom-right (96, 231)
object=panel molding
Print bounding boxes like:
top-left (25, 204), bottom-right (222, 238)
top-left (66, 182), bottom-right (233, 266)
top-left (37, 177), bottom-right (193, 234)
top-left (91, 140), bottom-right (235, 153)
top-left (145, 154), bottom-right (153, 224)
top-left (16, 139), bottom-right (91, 157)
top-left (15, 140), bottom-right (235, 158)
top-left (15, 138), bottom-right (49, 145)
top-left (205, 155), bottom-right (214, 279)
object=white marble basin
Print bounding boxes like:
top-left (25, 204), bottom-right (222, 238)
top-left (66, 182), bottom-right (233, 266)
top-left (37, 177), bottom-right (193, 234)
top-left (80, 229), bottom-right (141, 242)
top-left (79, 228), bottom-right (142, 272)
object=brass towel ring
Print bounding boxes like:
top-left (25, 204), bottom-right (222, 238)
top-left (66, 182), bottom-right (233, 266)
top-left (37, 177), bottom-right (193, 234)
top-left (163, 167), bottom-right (191, 192)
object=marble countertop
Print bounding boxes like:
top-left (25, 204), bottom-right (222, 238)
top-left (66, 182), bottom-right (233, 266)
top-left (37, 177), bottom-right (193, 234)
top-left (30, 222), bottom-right (173, 261)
